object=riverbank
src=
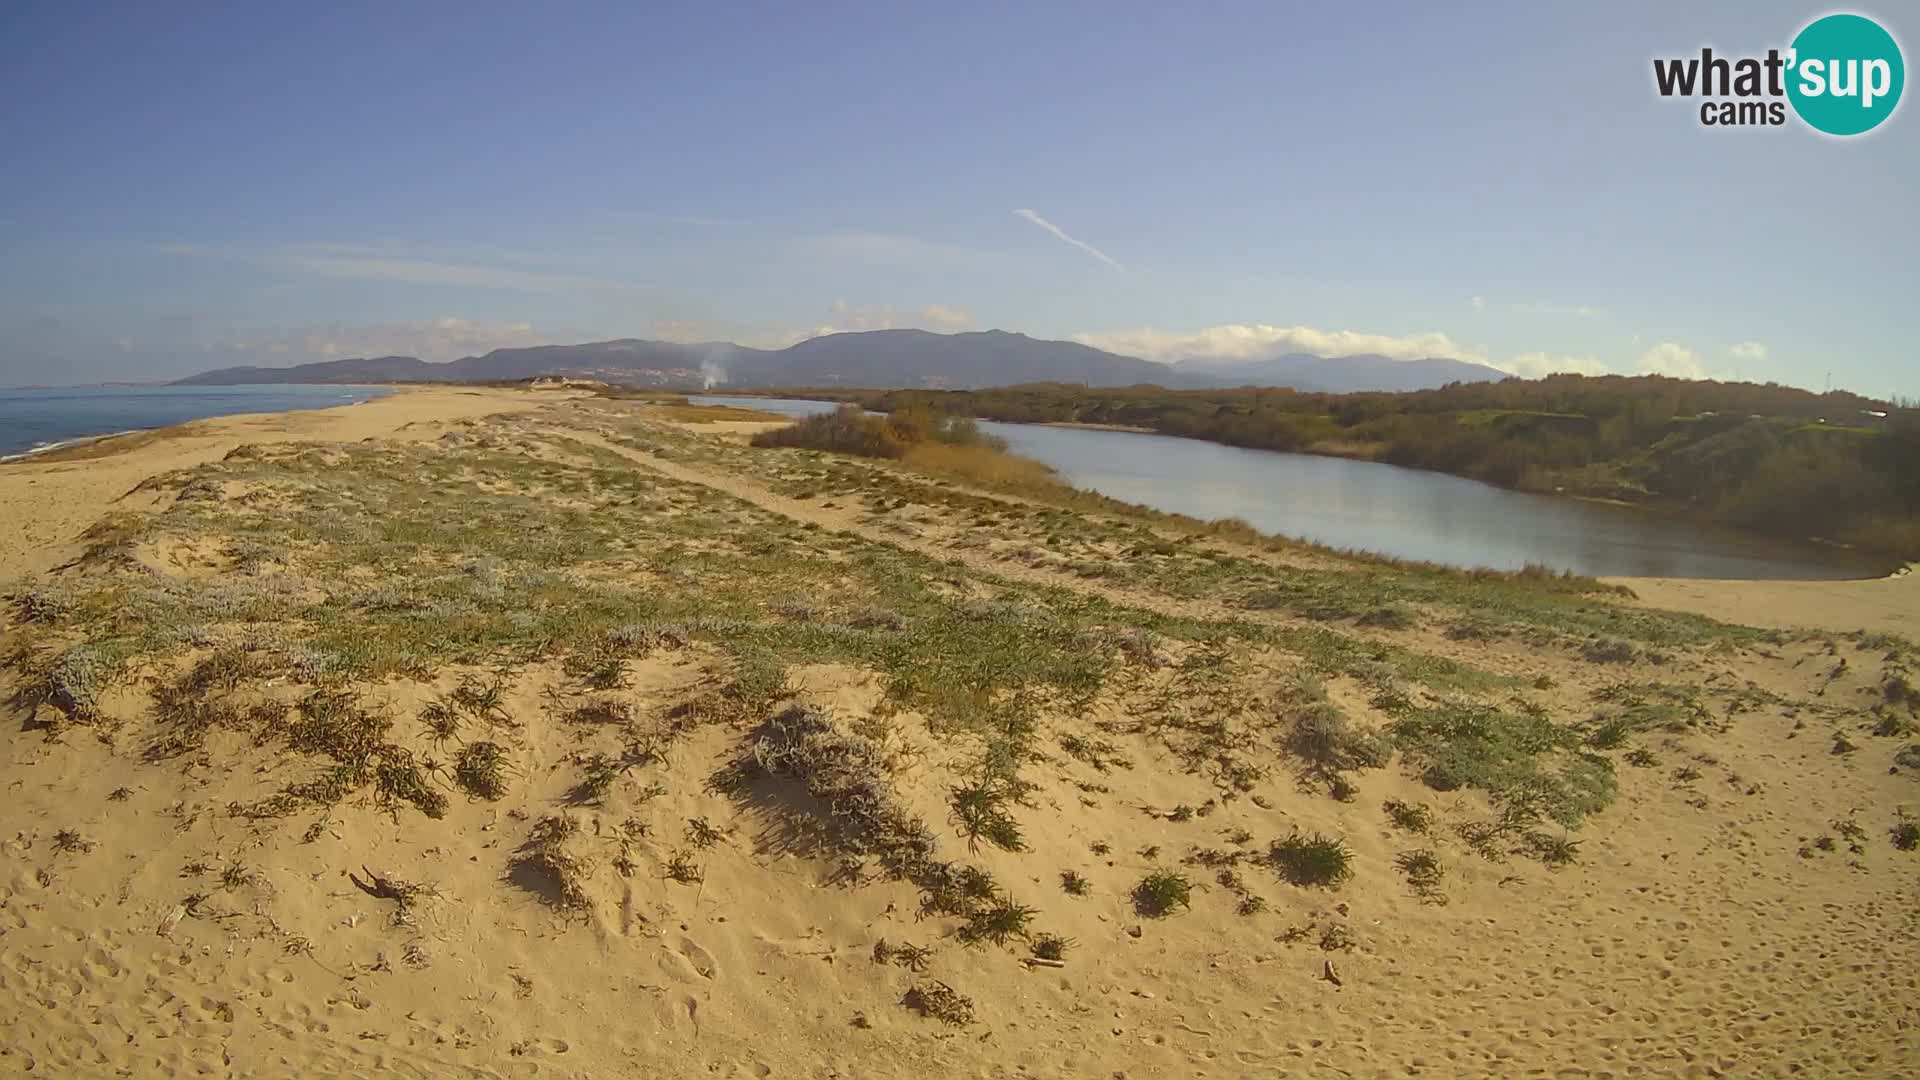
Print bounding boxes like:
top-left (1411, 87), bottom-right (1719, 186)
top-left (703, 395), bottom-right (1894, 580)
top-left (2, 390), bottom-right (1915, 1077)
top-left (1039, 419), bottom-right (1156, 434)
top-left (860, 384), bottom-right (1920, 569)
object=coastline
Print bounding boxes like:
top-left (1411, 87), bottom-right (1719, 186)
top-left (0, 382), bottom-right (395, 457)
top-left (0, 428), bottom-right (143, 464)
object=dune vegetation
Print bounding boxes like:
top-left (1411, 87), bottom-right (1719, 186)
top-left (0, 388), bottom-right (1915, 1077)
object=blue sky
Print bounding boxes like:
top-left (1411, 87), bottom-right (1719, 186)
top-left (0, 1), bottom-right (1912, 394)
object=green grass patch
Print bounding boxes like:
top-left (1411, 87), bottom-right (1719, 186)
top-left (1390, 703), bottom-right (1616, 827)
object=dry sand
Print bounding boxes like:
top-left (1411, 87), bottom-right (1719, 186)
top-left (1609, 569), bottom-right (1919, 640)
top-left (1, 393), bottom-right (1916, 1079)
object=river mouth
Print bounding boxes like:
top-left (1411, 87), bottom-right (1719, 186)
top-left (693, 396), bottom-right (1887, 581)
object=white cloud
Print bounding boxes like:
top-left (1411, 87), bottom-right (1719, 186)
top-left (164, 244), bottom-right (640, 293)
top-left (1504, 351), bottom-right (1612, 377)
top-left (1012, 208), bottom-right (1125, 271)
top-left (1729, 341), bottom-right (1768, 360)
top-left (1077, 324), bottom-right (1469, 364)
top-left (1470, 295), bottom-right (1487, 310)
top-left (917, 304), bottom-right (974, 331)
top-left (1638, 342), bottom-right (1707, 379)
top-left (1075, 322), bottom-right (1608, 378)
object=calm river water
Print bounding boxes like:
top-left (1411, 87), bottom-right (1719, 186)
top-left (694, 396), bottom-right (1880, 580)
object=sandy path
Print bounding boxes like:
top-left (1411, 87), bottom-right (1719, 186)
top-left (0, 387), bottom-right (553, 583)
top-left (558, 430), bottom-right (1284, 633)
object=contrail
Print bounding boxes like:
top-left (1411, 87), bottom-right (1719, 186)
top-left (1012, 208), bottom-right (1124, 271)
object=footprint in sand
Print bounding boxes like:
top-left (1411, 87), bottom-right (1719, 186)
top-left (81, 947), bottom-right (127, 981)
top-left (666, 936), bottom-right (719, 981)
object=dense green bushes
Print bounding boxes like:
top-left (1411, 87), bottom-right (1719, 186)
top-left (750, 403), bottom-right (1008, 459)
top-left (752, 404), bottom-right (909, 458)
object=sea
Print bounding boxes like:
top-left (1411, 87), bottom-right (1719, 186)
top-left (0, 385), bottom-right (392, 459)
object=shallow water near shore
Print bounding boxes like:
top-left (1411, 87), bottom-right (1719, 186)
top-left (0, 384), bottom-right (392, 458)
top-left (695, 395), bottom-right (1881, 581)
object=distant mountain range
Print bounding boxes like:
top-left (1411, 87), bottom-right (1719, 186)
top-left (174, 329), bottom-right (1510, 393)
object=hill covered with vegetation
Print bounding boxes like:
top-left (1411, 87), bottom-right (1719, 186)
top-left (861, 376), bottom-right (1920, 561)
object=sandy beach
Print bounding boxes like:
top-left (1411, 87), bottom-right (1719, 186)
top-left (2, 389), bottom-right (1915, 1079)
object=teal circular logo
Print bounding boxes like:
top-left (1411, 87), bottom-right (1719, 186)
top-left (1787, 13), bottom-right (1904, 135)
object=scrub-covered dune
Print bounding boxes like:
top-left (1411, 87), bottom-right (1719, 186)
top-left (2, 389), bottom-right (1915, 1078)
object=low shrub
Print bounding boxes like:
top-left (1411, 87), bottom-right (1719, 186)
top-left (1269, 831), bottom-right (1354, 888)
top-left (1132, 868), bottom-right (1194, 917)
top-left (1383, 798), bottom-right (1434, 833)
top-left (750, 405), bottom-right (909, 459)
top-left (1394, 848), bottom-right (1446, 901)
top-left (455, 741), bottom-right (510, 800)
top-left (902, 981), bottom-right (975, 1025)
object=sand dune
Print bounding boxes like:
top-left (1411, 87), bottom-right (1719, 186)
top-left (0, 387), bottom-right (552, 584)
top-left (1, 392), bottom-right (1915, 1078)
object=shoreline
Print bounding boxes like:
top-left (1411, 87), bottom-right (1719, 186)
top-left (1037, 419), bottom-right (1157, 434)
top-left (0, 384), bottom-right (396, 464)
top-left (0, 428), bottom-right (144, 463)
